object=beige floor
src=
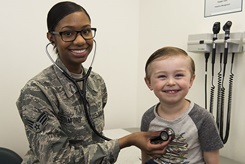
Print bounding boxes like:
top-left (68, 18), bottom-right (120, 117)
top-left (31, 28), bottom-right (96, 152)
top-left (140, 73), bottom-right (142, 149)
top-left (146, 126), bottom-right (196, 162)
top-left (220, 156), bottom-right (243, 164)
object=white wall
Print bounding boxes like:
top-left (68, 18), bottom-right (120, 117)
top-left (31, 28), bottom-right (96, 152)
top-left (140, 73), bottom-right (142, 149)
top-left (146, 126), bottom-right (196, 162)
top-left (0, 0), bottom-right (244, 163)
top-left (137, 0), bottom-right (245, 163)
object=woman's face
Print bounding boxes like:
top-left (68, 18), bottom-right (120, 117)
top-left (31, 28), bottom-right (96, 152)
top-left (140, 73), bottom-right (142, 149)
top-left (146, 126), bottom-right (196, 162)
top-left (48, 11), bottom-right (93, 73)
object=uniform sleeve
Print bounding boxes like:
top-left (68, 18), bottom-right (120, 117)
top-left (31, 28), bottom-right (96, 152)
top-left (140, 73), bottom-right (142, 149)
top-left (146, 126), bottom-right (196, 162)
top-left (16, 81), bottom-right (120, 164)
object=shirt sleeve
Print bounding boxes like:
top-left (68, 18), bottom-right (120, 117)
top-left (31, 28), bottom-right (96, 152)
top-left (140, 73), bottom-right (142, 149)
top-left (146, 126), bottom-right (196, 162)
top-left (16, 81), bottom-right (120, 164)
top-left (198, 109), bottom-right (224, 151)
top-left (140, 105), bottom-right (156, 132)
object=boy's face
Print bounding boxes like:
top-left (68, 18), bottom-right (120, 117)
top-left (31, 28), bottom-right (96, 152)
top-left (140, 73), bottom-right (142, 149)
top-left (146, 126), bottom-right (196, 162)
top-left (145, 55), bottom-right (195, 105)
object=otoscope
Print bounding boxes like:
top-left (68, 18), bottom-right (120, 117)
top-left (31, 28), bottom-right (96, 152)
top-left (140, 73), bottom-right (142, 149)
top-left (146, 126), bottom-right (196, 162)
top-left (222, 51), bottom-right (235, 144)
top-left (209, 22), bottom-right (220, 113)
top-left (219, 21), bottom-right (233, 144)
top-left (222, 21), bottom-right (232, 76)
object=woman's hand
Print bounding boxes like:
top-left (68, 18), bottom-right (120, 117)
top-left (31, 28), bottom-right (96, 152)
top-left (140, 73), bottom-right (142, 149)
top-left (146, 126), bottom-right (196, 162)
top-left (118, 131), bottom-right (170, 158)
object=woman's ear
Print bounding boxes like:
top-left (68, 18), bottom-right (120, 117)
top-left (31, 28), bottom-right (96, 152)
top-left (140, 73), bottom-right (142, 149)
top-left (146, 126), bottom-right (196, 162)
top-left (47, 32), bottom-right (55, 45)
top-left (144, 77), bottom-right (153, 91)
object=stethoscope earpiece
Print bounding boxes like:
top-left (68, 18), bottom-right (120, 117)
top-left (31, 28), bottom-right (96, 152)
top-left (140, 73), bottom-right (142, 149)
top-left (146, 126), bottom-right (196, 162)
top-left (50, 41), bottom-right (55, 46)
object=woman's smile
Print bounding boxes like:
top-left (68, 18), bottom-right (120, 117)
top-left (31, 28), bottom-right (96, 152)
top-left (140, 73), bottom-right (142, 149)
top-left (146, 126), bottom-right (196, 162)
top-left (70, 48), bottom-right (88, 57)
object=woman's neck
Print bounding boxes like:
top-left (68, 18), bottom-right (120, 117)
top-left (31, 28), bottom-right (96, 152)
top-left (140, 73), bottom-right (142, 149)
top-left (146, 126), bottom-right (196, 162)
top-left (69, 66), bottom-right (83, 74)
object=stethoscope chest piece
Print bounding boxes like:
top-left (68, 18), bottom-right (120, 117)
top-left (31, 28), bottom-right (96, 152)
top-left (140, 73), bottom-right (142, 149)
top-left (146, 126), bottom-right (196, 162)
top-left (150, 128), bottom-right (175, 144)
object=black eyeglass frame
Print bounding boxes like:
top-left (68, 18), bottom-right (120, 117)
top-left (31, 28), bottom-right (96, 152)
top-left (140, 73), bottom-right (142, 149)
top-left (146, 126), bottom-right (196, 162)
top-left (51, 28), bottom-right (97, 42)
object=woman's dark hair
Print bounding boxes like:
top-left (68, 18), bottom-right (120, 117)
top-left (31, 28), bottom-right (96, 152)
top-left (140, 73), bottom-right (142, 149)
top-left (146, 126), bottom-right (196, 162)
top-left (47, 1), bottom-right (91, 32)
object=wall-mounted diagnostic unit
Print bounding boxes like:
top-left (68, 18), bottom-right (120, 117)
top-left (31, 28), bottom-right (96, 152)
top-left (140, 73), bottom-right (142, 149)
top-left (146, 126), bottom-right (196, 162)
top-left (187, 21), bottom-right (244, 144)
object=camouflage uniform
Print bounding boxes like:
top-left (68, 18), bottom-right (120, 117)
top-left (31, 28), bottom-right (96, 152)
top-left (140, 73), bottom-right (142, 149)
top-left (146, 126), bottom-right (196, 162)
top-left (17, 58), bottom-right (120, 164)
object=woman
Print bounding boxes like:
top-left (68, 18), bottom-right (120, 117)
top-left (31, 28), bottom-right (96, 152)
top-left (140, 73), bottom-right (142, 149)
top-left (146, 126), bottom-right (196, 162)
top-left (17, 1), bottom-right (168, 163)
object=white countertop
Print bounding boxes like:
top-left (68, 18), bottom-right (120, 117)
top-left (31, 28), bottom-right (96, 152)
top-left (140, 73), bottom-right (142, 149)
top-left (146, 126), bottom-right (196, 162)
top-left (103, 128), bottom-right (141, 164)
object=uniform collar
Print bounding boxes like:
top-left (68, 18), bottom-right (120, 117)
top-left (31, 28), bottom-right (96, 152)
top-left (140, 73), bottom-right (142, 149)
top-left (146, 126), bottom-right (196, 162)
top-left (53, 58), bottom-right (80, 98)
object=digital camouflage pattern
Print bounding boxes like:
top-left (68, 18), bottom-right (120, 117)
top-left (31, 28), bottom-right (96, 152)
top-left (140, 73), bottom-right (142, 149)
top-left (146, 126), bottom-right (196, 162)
top-left (17, 58), bottom-right (120, 163)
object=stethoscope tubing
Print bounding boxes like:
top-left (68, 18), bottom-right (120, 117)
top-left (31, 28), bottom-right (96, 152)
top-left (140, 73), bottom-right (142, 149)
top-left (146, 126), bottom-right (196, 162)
top-left (45, 41), bottom-right (111, 141)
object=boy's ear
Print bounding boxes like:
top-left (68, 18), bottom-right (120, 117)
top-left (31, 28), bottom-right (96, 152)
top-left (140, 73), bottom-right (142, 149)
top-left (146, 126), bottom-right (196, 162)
top-left (189, 74), bottom-right (196, 88)
top-left (144, 77), bottom-right (153, 90)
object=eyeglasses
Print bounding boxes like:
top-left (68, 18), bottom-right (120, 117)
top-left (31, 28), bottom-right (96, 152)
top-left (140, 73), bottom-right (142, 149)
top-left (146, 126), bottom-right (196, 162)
top-left (51, 28), bottom-right (96, 42)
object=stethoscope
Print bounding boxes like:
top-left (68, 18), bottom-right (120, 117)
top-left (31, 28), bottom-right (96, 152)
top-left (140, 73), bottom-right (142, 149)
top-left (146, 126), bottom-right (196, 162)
top-left (45, 40), bottom-right (111, 141)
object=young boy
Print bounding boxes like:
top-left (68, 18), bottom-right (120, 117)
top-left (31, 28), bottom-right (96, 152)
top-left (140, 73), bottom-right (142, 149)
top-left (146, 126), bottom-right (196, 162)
top-left (141, 46), bottom-right (223, 164)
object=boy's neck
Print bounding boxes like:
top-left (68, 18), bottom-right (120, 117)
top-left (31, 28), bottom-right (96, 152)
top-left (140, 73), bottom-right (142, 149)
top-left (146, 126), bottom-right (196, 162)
top-left (157, 99), bottom-right (190, 120)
